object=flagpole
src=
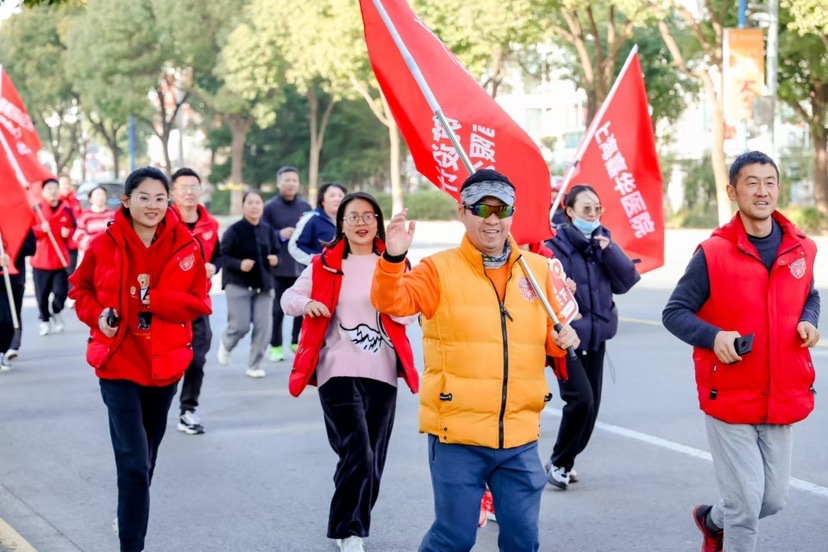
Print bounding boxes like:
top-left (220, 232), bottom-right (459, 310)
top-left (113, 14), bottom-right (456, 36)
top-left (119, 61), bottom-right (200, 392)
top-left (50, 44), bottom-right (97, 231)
top-left (0, 116), bottom-right (68, 268)
top-left (370, 0), bottom-right (577, 360)
top-left (550, 45), bottom-right (640, 221)
top-left (0, 230), bottom-right (20, 329)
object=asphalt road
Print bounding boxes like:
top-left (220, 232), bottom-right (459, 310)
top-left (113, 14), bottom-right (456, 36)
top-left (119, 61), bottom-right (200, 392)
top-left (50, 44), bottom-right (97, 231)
top-left (1, 245), bottom-right (827, 551)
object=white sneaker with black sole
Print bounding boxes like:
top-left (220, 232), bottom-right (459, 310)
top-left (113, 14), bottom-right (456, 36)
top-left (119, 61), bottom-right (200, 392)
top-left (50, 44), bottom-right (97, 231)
top-left (5, 349), bottom-right (18, 361)
top-left (178, 410), bottom-right (205, 435)
top-left (0, 353), bottom-right (10, 372)
top-left (545, 461), bottom-right (570, 490)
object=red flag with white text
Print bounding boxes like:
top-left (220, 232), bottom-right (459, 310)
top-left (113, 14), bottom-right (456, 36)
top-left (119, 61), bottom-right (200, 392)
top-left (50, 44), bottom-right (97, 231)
top-left (359, 0), bottom-right (552, 244)
top-left (0, 152), bottom-right (35, 275)
top-left (0, 66), bottom-right (55, 189)
top-left (569, 53), bottom-right (664, 273)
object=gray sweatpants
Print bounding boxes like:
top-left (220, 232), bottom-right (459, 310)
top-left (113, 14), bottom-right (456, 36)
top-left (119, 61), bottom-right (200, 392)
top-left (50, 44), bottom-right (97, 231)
top-left (705, 415), bottom-right (793, 552)
top-left (222, 284), bottom-right (274, 370)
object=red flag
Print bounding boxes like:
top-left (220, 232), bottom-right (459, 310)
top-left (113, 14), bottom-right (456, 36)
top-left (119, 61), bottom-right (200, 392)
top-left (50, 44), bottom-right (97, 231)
top-left (0, 66), bottom-right (55, 187)
top-left (360, 0), bottom-right (552, 244)
top-left (0, 152), bottom-right (35, 275)
top-left (567, 51), bottom-right (664, 273)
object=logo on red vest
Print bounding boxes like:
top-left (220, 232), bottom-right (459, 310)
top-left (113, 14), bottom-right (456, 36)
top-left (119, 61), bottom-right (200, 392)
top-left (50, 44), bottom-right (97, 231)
top-left (518, 277), bottom-right (538, 301)
top-left (202, 230), bottom-right (214, 242)
top-left (789, 258), bottom-right (806, 279)
top-left (179, 253), bottom-right (195, 272)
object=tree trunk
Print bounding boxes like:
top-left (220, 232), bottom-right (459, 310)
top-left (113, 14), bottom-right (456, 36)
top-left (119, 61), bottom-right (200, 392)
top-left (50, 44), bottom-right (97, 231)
top-left (704, 73), bottom-right (732, 225)
top-left (389, 118), bottom-right (403, 214)
top-left (812, 124), bottom-right (828, 213)
top-left (160, 123), bottom-right (173, 178)
top-left (227, 115), bottom-right (252, 217)
top-left (306, 86), bottom-right (336, 206)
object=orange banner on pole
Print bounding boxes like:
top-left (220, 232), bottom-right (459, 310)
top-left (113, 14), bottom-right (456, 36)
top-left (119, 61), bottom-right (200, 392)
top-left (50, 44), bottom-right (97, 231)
top-left (723, 29), bottom-right (765, 122)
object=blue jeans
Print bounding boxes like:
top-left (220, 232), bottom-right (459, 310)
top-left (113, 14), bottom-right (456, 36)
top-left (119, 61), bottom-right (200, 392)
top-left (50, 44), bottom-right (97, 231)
top-left (419, 435), bottom-right (547, 552)
top-left (100, 379), bottom-right (178, 552)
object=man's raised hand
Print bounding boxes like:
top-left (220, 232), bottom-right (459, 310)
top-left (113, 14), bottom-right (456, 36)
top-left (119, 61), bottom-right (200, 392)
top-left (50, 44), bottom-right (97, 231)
top-left (385, 209), bottom-right (416, 257)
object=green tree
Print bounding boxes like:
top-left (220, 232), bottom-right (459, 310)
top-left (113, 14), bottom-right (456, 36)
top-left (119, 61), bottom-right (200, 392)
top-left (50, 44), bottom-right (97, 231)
top-left (783, 0), bottom-right (828, 51)
top-left (778, 7), bottom-right (828, 210)
top-left (0, 5), bottom-right (82, 174)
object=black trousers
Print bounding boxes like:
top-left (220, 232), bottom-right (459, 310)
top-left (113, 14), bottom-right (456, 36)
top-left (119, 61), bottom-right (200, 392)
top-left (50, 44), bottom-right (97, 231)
top-left (318, 377), bottom-right (397, 540)
top-left (100, 379), bottom-right (178, 552)
top-left (67, 249), bottom-right (78, 291)
top-left (0, 282), bottom-right (24, 353)
top-left (550, 343), bottom-right (606, 472)
top-left (180, 315), bottom-right (212, 413)
top-left (32, 268), bottom-right (68, 322)
top-left (271, 275), bottom-right (302, 347)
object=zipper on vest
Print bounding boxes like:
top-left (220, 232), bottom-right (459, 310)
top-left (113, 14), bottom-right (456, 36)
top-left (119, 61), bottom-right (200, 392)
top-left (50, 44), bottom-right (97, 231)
top-left (485, 260), bottom-right (514, 449)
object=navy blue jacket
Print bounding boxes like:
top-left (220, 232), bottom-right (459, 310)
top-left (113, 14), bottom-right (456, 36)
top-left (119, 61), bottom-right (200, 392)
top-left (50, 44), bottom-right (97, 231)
top-left (545, 224), bottom-right (640, 351)
top-left (290, 207), bottom-right (335, 265)
top-left (262, 194), bottom-right (312, 278)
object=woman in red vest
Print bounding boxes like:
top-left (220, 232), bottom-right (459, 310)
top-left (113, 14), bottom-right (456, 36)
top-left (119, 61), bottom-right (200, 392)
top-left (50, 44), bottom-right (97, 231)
top-left (69, 167), bottom-right (210, 552)
top-left (281, 192), bottom-right (419, 552)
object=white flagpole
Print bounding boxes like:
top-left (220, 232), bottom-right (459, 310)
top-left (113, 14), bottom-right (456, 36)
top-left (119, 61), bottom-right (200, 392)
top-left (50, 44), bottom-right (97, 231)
top-left (0, 230), bottom-right (20, 329)
top-left (550, 45), bottom-right (640, 221)
top-left (369, 0), bottom-right (577, 360)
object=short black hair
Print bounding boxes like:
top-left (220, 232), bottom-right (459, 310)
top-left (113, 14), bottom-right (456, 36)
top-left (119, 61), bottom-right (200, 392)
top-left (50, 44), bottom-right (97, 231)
top-left (242, 189), bottom-right (264, 203)
top-left (317, 182), bottom-right (348, 209)
top-left (42, 178), bottom-right (59, 189)
top-left (729, 151), bottom-right (779, 187)
top-left (171, 167), bottom-right (201, 185)
top-left (459, 169), bottom-right (515, 194)
top-left (125, 166), bottom-right (169, 197)
top-left (277, 166), bottom-right (299, 179)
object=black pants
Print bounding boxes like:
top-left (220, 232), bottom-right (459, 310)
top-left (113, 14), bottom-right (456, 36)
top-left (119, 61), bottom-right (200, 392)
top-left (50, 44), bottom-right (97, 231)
top-left (100, 379), bottom-right (178, 552)
top-left (32, 268), bottom-right (68, 322)
top-left (271, 275), bottom-right (301, 347)
top-left (0, 283), bottom-right (24, 353)
top-left (180, 315), bottom-right (212, 413)
top-left (550, 343), bottom-right (606, 472)
top-left (318, 377), bottom-right (397, 539)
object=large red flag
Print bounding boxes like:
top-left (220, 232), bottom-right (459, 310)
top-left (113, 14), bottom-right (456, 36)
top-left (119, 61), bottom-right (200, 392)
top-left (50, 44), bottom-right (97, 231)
top-left (0, 66), bottom-right (55, 187)
top-left (566, 51), bottom-right (664, 273)
top-left (0, 152), bottom-right (35, 275)
top-left (360, 0), bottom-right (552, 244)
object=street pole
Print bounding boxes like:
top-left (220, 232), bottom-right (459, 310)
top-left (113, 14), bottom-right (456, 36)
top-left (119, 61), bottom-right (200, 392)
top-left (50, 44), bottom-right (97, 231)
top-left (739, 0), bottom-right (749, 153)
top-left (128, 115), bottom-right (136, 173)
top-left (767, 0), bottom-right (779, 157)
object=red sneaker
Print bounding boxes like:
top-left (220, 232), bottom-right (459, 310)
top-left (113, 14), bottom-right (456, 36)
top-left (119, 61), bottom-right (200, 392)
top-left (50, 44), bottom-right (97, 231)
top-left (479, 489), bottom-right (496, 527)
top-left (693, 504), bottom-right (723, 552)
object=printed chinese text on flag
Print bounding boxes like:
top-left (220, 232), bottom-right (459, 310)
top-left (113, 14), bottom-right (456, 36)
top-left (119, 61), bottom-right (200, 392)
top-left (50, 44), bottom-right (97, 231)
top-left (359, 0), bottom-right (553, 244)
top-left (0, 66), bottom-right (54, 187)
top-left (0, 152), bottom-right (35, 275)
top-left (569, 52), bottom-right (664, 273)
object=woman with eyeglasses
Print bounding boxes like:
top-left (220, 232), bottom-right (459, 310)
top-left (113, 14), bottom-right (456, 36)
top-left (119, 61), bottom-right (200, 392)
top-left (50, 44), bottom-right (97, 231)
top-left (68, 167), bottom-right (210, 552)
top-left (217, 190), bottom-right (281, 378)
top-left (281, 192), bottom-right (419, 552)
top-left (542, 184), bottom-right (640, 490)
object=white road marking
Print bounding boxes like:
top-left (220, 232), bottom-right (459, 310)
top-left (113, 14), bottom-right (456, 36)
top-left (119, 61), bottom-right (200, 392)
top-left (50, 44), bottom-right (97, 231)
top-left (542, 408), bottom-right (828, 499)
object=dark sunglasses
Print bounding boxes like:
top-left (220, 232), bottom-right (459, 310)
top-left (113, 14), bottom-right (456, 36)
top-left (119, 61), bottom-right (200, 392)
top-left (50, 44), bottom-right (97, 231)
top-left (464, 203), bottom-right (515, 219)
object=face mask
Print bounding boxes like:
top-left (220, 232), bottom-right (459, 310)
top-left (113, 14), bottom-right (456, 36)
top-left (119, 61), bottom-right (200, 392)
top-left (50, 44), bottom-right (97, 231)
top-left (572, 216), bottom-right (601, 236)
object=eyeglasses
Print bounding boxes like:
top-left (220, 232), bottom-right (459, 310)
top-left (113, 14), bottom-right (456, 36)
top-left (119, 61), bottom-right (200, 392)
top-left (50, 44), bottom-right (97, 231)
top-left (579, 205), bottom-right (605, 216)
top-left (130, 195), bottom-right (169, 209)
top-left (464, 204), bottom-right (515, 219)
top-left (175, 185), bottom-right (201, 192)
top-left (344, 213), bottom-right (378, 226)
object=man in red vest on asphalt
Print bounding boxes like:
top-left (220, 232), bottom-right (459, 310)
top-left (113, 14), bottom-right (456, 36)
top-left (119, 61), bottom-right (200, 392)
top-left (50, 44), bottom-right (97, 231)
top-left (170, 168), bottom-right (221, 435)
top-left (663, 151), bottom-right (820, 552)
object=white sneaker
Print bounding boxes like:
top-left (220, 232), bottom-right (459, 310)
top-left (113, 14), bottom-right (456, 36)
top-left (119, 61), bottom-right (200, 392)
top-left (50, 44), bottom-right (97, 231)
top-left (5, 349), bottom-right (18, 361)
top-left (337, 536), bottom-right (365, 552)
top-left (38, 321), bottom-right (50, 336)
top-left (245, 367), bottom-right (266, 378)
top-left (568, 468), bottom-right (579, 483)
top-left (545, 461), bottom-right (570, 490)
top-left (66, 298), bottom-right (75, 309)
top-left (51, 313), bottom-right (65, 333)
top-left (217, 341), bottom-right (231, 366)
top-left (0, 353), bottom-right (10, 372)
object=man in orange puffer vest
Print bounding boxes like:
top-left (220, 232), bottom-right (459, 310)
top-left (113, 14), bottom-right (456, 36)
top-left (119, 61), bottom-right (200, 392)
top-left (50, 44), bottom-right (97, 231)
top-left (372, 169), bottom-right (580, 552)
top-left (663, 151), bottom-right (820, 552)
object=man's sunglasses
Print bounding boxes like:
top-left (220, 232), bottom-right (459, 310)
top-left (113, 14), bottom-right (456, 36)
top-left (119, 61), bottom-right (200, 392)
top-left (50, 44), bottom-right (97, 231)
top-left (463, 203), bottom-right (515, 219)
